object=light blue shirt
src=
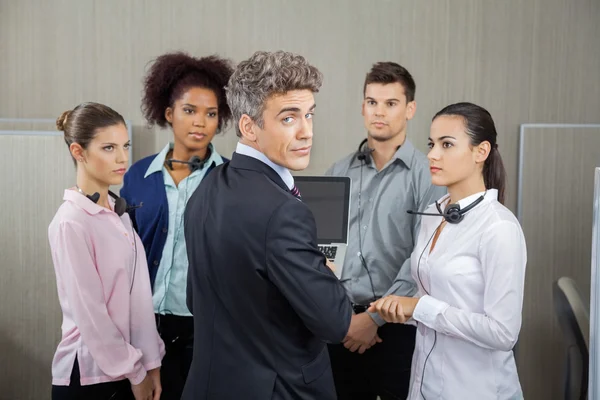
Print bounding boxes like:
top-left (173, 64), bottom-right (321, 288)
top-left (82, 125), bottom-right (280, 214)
top-left (146, 142), bottom-right (224, 316)
top-left (235, 142), bottom-right (294, 190)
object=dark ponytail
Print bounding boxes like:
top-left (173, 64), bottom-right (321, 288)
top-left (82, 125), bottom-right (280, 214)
top-left (433, 102), bottom-right (506, 204)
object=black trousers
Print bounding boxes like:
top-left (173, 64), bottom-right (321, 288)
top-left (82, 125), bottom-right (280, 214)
top-left (156, 313), bottom-right (194, 400)
top-left (51, 357), bottom-right (133, 400)
top-left (328, 322), bottom-right (416, 400)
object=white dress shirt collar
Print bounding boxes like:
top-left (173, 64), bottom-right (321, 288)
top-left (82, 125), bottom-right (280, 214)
top-left (235, 142), bottom-right (294, 190)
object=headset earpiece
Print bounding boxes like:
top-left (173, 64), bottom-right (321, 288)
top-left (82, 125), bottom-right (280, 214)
top-left (444, 204), bottom-right (464, 224)
top-left (188, 155), bottom-right (206, 172)
top-left (113, 196), bottom-right (128, 217)
top-left (87, 192), bottom-right (100, 204)
top-left (356, 138), bottom-right (373, 166)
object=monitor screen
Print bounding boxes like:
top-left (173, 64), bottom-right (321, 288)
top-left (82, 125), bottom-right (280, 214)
top-left (294, 176), bottom-right (350, 243)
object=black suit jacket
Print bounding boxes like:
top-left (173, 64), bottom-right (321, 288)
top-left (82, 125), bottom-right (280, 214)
top-left (182, 153), bottom-right (352, 400)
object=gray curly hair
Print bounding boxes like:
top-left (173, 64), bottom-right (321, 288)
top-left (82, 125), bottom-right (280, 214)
top-left (226, 51), bottom-right (323, 137)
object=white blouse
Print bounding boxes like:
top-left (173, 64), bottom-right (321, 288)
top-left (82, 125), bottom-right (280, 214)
top-left (408, 189), bottom-right (526, 400)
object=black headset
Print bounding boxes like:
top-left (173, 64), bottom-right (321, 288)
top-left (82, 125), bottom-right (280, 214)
top-left (165, 148), bottom-right (212, 173)
top-left (355, 138), bottom-right (374, 166)
top-left (77, 188), bottom-right (142, 217)
top-left (165, 155), bottom-right (206, 172)
top-left (353, 138), bottom-right (405, 302)
top-left (77, 186), bottom-right (142, 293)
top-left (354, 139), bottom-right (377, 301)
top-left (407, 194), bottom-right (485, 224)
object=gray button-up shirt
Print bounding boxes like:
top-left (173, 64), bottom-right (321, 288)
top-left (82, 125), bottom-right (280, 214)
top-left (326, 139), bottom-right (446, 325)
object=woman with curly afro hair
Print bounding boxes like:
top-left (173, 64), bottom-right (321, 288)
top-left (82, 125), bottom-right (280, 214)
top-left (120, 51), bottom-right (234, 399)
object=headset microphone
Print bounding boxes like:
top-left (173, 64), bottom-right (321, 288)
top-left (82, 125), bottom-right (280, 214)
top-left (407, 210), bottom-right (448, 217)
top-left (406, 210), bottom-right (442, 217)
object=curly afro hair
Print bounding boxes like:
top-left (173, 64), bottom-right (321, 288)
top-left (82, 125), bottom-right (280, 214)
top-left (141, 52), bottom-right (234, 132)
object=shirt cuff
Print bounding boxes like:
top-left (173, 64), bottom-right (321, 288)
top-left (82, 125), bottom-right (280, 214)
top-left (126, 364), bottom-right (147, 386)
top-left (412, 295), bottom-right (449, 328)
top-left (143, 359), bottom-right (162, 372)
top-left (367, 310), bottom-right (386, 327)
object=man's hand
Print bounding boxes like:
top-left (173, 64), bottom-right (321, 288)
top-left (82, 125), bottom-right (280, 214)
top-left (342, 313), bottom-right (382, 354)
top-left (367, 295), bottom-right (419, 323)
top-left (148, 367), bottom-right (162, 400)
top-left (326, 259), bottom-right (336, 273)
top-left (131, 374), bottom-right (154, 400)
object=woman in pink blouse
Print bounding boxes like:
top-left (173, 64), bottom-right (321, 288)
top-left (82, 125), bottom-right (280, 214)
top-left (49, 102), bottom-right (165, 400)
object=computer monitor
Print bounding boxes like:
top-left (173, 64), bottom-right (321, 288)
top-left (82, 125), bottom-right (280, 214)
top-left (293, 176), bottom-right (351, 244)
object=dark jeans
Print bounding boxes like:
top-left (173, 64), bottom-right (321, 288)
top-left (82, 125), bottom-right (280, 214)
top-left (156, 313), bottom-right (194, 400)
top-left (51, 357), bottom-right (133, 400)
top-left (328, 322), bottom-right (416, 400)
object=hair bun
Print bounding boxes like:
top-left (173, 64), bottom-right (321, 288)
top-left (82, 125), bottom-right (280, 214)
top-left (56, 110), bottom-right (71, 131)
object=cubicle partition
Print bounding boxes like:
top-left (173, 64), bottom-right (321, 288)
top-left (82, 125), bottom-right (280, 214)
top-left (590, 168), bottom-right (600, 400)
top-left (0, 118), bottom-right (131, 400)
top-left (516, 123), bottom-right (600, 400)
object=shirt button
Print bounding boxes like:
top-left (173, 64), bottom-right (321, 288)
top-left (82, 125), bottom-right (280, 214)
top-left (363, 226), bottom-right (367, 230)
top-left (162, 228), bottom-right (168, 233)
top-left (154, 260), bottom-right (159, 266)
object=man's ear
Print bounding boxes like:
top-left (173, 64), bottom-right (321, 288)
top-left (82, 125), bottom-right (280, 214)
top-left (239, 114), bottom-right (257, 142)
top-left (406, 100), bottom-right (417, 121)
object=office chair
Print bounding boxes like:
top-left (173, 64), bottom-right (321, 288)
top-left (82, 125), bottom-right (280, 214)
top-left (553, 277), bottom-right (590, 400)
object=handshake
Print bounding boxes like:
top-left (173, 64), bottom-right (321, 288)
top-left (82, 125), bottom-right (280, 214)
top-left (367, 295), bottom-right (420, 324)
top-left (343, 295), bottom-right (420, 355)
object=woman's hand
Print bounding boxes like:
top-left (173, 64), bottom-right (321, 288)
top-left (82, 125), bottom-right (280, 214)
top-left (148, 367), bottom-right (162, 400)
top-left (131, 374), bottom-right (154, 400)
top-left (368, 296), bottom-right (419, 323)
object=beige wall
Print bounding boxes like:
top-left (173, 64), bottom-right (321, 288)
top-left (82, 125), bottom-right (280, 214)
top-left (1, 0), bottom-right (599, 398)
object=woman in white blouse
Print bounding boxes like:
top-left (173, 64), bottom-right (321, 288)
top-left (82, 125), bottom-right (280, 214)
top-left (369, 102), bottom-right (526, 400)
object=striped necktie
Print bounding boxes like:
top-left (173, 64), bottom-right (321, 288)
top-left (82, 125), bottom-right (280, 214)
top-left (290, 185), bottom-right (301, 199)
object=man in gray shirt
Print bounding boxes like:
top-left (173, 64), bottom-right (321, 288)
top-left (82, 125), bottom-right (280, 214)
top-left (326, 62), bottom-right (446, 400)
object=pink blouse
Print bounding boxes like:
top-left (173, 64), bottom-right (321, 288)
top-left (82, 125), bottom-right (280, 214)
top-left (48, 189), bottom-right (165, 386)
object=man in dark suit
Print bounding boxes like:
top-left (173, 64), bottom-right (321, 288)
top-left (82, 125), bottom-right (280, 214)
top-left (182, 50), bottom-right (353, 400)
